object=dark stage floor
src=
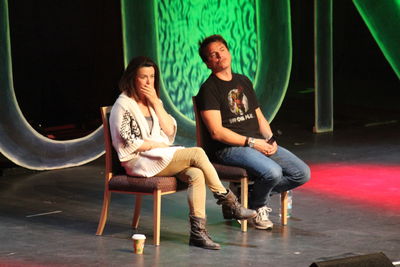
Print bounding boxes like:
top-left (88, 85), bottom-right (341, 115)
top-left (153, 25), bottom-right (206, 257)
top-left (1, 94), bottom-right (400, 266)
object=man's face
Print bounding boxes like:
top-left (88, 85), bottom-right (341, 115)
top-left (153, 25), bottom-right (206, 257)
top-left (205, 41), bottom-right (232, 72)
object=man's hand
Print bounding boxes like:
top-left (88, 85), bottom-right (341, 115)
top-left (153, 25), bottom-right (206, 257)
top-left (253, 138), bottom-right (277, 156)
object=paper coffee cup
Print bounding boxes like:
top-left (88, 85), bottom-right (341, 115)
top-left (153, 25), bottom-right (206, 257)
top-left (132, 234), bottom-right (146, 254)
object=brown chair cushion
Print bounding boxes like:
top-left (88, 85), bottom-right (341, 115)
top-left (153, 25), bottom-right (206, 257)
top-left (109, 175), bottom-right (187, 193)
top-left (212, 163), bottom-right (248, 181)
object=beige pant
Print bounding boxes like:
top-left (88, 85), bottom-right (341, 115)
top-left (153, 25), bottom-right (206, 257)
top-left (156, 147), bottom-right (227, 218)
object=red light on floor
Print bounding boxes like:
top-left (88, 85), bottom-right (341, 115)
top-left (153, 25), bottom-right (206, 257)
top-left (301, 163), bottom-right (400, 211)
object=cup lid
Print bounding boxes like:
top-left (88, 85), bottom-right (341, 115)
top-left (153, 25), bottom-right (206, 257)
top-left (132, 234), bottom-right (146, 240)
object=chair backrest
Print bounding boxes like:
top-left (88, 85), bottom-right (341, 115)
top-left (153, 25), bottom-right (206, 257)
top-left (192, 96), bottom-right (218, 161)
top-left (100, 106), bottom-right (126, 179)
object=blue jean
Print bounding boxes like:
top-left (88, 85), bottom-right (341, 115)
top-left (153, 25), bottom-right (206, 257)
top-left (215, 146), bottom-right (311, 209)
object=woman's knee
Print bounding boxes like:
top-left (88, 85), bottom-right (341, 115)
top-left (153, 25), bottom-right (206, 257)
top-left (191, 147), bottom-right (208, 158)
top-left (187, 147), bottom-right (211, 165)
top-left (184, 167), bottom-right (206, 186)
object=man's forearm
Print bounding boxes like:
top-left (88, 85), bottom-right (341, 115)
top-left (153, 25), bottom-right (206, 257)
top-left (256, 108), bottom-right (273, 139)
top-left (259, 123), bottom-right (273, 139)
top-left (209, 126), bottom-right (248, 147)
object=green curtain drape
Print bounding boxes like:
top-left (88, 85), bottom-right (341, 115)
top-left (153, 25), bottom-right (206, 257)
top-left (353, 0), bottom-right (400, 79)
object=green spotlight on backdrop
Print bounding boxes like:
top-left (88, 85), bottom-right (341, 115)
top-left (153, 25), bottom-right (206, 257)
top-left (353, 0), bottom-right (400, 79)
top-left (157, 0), bottom-right (258, 121)
top-left (121, 0), bottom-right (292, 143)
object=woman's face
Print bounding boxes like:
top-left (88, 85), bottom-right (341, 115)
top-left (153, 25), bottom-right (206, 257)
top-left (134, 66), bottom-right (155, 96)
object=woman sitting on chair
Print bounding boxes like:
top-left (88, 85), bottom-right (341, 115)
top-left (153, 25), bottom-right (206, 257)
top-left (109, 56), bottom-right (256, 250)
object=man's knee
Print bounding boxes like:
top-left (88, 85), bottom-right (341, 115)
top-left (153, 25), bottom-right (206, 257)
top-left (299, 165), bottom-right (311, 185)
top-left (258, 167), bottom-right (282, 184)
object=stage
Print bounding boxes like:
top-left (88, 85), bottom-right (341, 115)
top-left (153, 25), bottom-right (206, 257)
top-left (1, 0), bottom-right (400, 265)
top-left (1, 96), bottom-right (399, 267)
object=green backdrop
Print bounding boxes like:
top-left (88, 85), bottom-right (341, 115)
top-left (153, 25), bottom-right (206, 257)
top-left (353, 0), bottom-right (400, 79)
top-left (121, 0), bottom-right (293, 141)
top-left (1, 0), bottom-right (398, 170)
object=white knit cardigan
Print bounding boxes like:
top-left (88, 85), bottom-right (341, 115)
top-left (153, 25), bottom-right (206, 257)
top-left (109, 93), bottom-right (183, 177)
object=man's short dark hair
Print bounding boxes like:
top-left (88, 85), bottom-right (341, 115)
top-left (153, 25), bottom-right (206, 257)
top-left (198, 34), bottom-right (229, 63)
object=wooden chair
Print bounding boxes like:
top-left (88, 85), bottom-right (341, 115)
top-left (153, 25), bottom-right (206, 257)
top-left (192, 97), bottom-right (288, 229)
top-left (96, 106), bottom-right (186, 246)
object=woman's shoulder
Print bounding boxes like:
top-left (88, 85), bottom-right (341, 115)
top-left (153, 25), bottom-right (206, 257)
top-left (113, 93), bottom-right (135, 108)
top-left (110, 93), bottom-right (131, 117)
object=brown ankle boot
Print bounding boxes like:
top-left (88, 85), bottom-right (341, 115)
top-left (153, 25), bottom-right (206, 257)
top-left (189, 215), bottom-right (220, 250)
top-left (214, 189), bottom-right (257, 220)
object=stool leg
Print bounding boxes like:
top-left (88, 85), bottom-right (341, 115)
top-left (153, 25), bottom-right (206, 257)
top-left (240, 178), bottom-right (248, 232)
top-left (281, 191), bottom-right (288, 226)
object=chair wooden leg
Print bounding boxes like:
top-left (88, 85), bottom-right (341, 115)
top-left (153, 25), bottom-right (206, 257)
top-left (96, 190), bottom-right (111, 235)
top-left (132, 195), bottom-right (142, 229)
top-left (153, 189), bottom-right (161, 246)
top-left (281, 191), bottom-right (288, 226)
top-left (240, 178), bottom-right (248, 232)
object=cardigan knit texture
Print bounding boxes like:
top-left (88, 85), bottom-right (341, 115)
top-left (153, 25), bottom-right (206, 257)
top-left (109, 93), bottom-right (183, 177)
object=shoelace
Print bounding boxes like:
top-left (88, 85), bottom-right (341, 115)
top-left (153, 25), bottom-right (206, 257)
top-left (257, 206), bottom-right (272, 221)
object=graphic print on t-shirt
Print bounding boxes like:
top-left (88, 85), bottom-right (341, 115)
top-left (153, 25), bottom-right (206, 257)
top-left (228, 87), bottom-right (248, 115)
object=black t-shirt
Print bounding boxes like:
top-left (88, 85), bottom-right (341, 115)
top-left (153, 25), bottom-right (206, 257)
top-left (196, 73), bottom-right (264, 152)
